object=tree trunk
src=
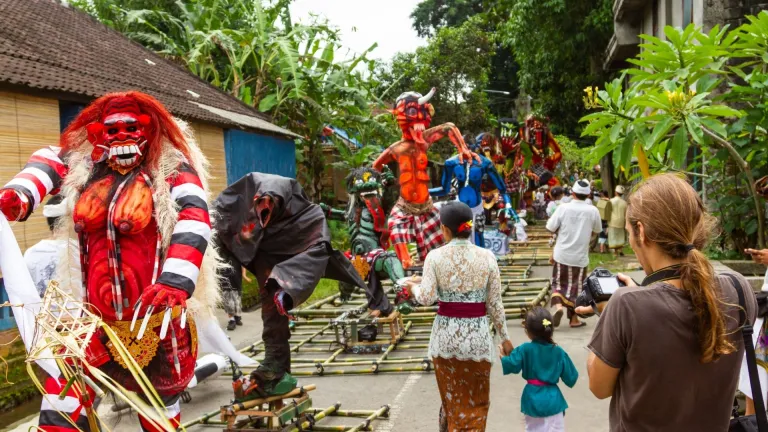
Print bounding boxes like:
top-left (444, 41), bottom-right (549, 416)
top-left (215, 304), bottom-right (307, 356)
top-left (703, 127), bottom-right (765, 249)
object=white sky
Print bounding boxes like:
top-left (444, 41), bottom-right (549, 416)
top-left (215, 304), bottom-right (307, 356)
top-left (289, 0), bottom-right (426, 63)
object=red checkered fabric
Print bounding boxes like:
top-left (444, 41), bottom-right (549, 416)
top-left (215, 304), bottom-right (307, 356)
top-left (364, 248), bottom-right (386, 264)
top-left (388, 203), bottom-right (444, 261)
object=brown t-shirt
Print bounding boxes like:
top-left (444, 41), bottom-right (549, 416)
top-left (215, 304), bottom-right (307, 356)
top-left (588, 271), bottom-right (757, 432)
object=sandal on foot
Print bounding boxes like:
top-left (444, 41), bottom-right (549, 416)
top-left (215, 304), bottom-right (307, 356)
top-left (553, 308), bottom-right (564, 328)
top-left (570, 321), bottom-right (587, 328)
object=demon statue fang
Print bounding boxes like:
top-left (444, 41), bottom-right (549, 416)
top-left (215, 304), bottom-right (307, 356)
top-left (321, 167), bottom-right (412, 316)
top-left (213, 172), bottom-right (367, 397)
top-left (372, 88), bottom-right (479, 269)
top-left (0, 91), bottom-right (222, 431)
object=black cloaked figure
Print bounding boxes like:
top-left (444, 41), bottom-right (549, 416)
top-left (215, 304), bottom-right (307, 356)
top-left (213, 172), bottom-right (367, 394)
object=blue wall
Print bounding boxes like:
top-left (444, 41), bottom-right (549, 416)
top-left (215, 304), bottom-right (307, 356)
top-left (224, 129), bottom-right (296, 182)
top-left (59, 101), bottom-right (86, 132)
top-left (0, 280), bottom-right (15, 331)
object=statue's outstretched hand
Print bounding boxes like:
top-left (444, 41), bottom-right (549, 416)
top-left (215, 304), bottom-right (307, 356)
top-left (0, 188), bottom-right (29, 222)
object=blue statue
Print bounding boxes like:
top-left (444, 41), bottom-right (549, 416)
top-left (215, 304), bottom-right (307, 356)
top-left (430, 139), bottom-right (518, 246)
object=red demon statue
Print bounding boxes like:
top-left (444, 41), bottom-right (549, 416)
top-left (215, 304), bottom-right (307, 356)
top-left (372, 88), bottom-right (478, 268)
top-left (521, 114), bottom-right (562, 188)
top-left (0, 92), bottom-right (218, 431)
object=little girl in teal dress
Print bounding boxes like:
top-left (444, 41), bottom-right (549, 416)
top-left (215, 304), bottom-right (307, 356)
top-left (499, 307), bottom-right (579, 431)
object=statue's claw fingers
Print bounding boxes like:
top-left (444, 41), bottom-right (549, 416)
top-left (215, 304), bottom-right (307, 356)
top-left (137, 305), bottom-right (154, 340)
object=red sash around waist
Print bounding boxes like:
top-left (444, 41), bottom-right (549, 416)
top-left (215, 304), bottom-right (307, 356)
top-left (527, 379), bottom-right (552, 386)
top-left (437, 301), bottom-right (487, 318)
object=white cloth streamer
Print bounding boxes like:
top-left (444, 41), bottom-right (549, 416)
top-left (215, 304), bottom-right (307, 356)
top-left (194, 315), bottom-right (258, 366)
top-left (0, 213), bottom-right (60, 378)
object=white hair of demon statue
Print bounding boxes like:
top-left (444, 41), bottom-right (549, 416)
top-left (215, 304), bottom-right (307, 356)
top-left (0, 91), bottom-right (223, 431)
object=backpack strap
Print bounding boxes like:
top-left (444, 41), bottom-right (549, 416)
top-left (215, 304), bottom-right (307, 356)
top-left (725, 273), bottom-right (768, 431)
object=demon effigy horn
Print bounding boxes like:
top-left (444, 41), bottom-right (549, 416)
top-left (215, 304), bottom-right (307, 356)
top-left (418, 87), bottom-right (436, 105)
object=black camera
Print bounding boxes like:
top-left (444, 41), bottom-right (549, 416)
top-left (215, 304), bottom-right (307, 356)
top-left (575, 268), bottom-right (626, 316)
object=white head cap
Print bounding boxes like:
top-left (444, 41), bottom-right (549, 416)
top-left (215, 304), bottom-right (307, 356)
top-left (572, 180), bottom-right (591, 196)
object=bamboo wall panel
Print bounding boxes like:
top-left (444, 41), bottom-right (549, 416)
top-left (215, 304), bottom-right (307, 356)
top-left (0, 91), bottom-right (60, 251)
top-left (192, 122), bottom-right (227, 198)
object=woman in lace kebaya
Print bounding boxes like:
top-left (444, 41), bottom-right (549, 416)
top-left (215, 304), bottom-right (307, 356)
top-left (406, 201), bottom-right (514, 431)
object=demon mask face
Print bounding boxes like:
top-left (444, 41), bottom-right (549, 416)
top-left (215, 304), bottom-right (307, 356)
top-left (393, 88), bottom-right (436, 144)
top-left (86, 98), bottom-right (151, 175)
top-left (254, 193), bottom-right (282, 229)
top-left (346, 167), bottom-right (382, 199)
top-left (525, 115), bottom-right (550, 150)
top-left (475, 133), bottom-right (501, 160)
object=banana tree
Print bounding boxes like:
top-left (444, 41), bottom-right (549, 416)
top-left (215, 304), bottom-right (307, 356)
top-left (580, 16), bottom-right (768, 248)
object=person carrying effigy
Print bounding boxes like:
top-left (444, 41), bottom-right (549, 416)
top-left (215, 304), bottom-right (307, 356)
top-left (0, 91), bottom-right (228, 431)
top-left (372, 88), bottom-right (479, 269)
top-left (430, 135), bottom-right (518, 247)
top-left (213, 172), bottom-right (368, 396)
top-left (320, 167), bottom-right (411, 316)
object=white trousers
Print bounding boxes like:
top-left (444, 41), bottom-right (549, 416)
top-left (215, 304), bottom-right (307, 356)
top-left (525, 412), bottom-right (565, 432)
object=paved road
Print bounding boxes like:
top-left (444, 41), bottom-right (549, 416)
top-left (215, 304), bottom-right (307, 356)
top-left (9, 265), bottom-right (629, 431)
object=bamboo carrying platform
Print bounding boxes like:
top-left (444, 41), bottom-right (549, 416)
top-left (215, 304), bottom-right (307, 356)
top-left (331, 309), bottom-right (406, 354)
top-left (233, 263), bottom-right (550, 377)
top-left (194, 384), bottom-right (390, 432)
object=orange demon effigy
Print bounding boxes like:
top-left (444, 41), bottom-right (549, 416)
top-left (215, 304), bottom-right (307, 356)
top-left (372, 88), bottom-right (478, 269)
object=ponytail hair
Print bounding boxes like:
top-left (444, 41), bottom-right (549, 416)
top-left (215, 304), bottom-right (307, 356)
top-left (627, 174), bottom-right (734, 363)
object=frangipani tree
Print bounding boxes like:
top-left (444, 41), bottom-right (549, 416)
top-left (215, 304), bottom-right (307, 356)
top-left (580, 12), bottom-right (768, 248)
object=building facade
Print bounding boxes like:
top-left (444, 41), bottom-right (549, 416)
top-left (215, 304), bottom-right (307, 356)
top-left (606, 0), bottom-right (768, 71)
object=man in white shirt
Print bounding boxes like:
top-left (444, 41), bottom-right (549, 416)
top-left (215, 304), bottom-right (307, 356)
top-left (546, 180), bottom-right (602, 328)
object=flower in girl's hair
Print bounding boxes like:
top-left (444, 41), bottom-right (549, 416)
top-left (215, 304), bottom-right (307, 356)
top-left (542, 319), bottom-right (552, 327)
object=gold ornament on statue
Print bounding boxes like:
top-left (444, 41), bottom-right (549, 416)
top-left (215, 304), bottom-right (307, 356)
top-left (351, 255), bottom-right (370, 280)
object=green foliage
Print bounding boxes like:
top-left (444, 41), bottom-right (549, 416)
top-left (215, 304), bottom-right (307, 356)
top-left (499, 0), bottom-right (614, 133)
top-left (72, 0), bottom-right (392, 201)
top-left (410, 0), bottom-right (485, 38)
top-left (580, 14), bottom-right (768, 249)
top-left (555, 134), bottom-right (591, 177)
top-left (328, 219), bottom-right (350, 251)
top-left (374, 15), bottom-right (494, 136)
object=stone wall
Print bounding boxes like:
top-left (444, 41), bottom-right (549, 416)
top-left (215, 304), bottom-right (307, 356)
top-left (715, 0), bottom-right (768, 29)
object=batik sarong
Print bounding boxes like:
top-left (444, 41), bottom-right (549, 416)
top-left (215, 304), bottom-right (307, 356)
top-left (550, 262), bottom-right (587, 319)
top-left (433, 356), bottom-right (492, 432)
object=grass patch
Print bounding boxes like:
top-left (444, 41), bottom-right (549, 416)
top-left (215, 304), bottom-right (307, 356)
top-left (589, 245), bottom-right (635, 273)
top-left (307, 279), bottom-right (339, 304)
top-left (241, 274), bottom-right (339, 310)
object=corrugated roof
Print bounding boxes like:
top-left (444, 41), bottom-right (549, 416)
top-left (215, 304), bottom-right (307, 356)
top-left (190, 102), bottom-right (300, 139)
top-left (0, 0), bottom-right (297, 138)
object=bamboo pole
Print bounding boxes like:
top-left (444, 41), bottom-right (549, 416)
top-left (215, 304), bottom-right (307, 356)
top-left (181, 408), bottom-right (221, 428)
top-left (227, 384), bottom-right (317, 414)
top-left (347, 405), bottom-right (391, 432)
top-left (291, 365), bottom-right (429, 376)
top-left (287, 403), bottom-right (340, 432)
top-left (309, 408), bottom-right (390, 419)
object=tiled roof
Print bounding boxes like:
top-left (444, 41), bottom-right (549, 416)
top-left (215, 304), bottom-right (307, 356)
top-left (0, 0), bottom-right (297, 138)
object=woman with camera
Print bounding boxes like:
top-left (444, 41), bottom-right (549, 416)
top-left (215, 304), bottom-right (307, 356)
top-left (402, 201), bottom-right (513, 431)
top-left (586, 174), bottom-right (757, 431)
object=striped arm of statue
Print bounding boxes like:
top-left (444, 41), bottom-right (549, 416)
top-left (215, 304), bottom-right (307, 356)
top-left (155, 162), bottom-right (211, 297)
top-left (3, 146), bottom-right (68, 220)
